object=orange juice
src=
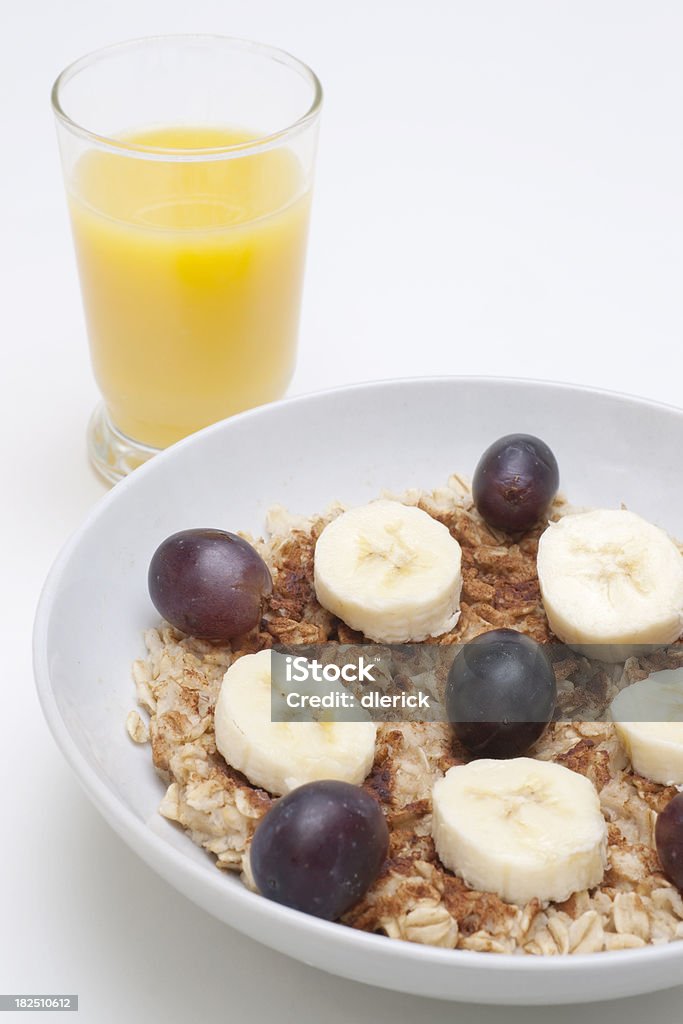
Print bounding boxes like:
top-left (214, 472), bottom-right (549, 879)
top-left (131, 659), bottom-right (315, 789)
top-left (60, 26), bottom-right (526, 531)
top-left (68, 127), bottom-right (311, 449)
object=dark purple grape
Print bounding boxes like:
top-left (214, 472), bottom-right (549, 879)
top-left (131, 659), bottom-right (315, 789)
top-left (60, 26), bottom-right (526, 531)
top-left (250, 780), bottom-right (389, 920)
top-left (656, 792), bottom-right (683, 891)
top-left (148, 528), bottom-right (272, 640)
top-left (446, 628), bottom-right (556, 758)
top-left (472, 433), bottom-right (559, 533)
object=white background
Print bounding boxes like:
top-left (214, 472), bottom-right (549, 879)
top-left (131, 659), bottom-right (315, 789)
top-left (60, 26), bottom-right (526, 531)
top-left (3, 0), bottom-right (683, 1020)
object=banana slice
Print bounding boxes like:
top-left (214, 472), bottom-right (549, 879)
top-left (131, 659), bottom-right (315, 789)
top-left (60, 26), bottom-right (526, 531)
top-left (313, 500), bottom-right (462, 643)
top-left (214, 650), bottom-right (377, 796)
top-left (431, 758), bottom-right (608, 905)
top-left (610, 668), bottom-right (683, 785)
top-left (537, 509), bottom-right (683, 662)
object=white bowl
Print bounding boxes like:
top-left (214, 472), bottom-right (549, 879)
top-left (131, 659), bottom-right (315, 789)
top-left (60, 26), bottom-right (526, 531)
top-left (33, 377), bottom-right (683, 1005)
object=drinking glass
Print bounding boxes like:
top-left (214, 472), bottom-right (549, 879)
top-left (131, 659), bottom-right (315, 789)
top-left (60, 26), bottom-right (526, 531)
top-left (52, 35), bottom-right (322, 482)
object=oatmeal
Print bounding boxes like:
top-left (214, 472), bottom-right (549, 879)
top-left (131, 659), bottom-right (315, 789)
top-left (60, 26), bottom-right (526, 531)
top-left (131, 475), bottom-right (683, 953)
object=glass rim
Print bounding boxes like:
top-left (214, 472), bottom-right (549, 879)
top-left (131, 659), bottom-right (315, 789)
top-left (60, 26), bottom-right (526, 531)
top-left (51, 33), bottom-right (323, 162)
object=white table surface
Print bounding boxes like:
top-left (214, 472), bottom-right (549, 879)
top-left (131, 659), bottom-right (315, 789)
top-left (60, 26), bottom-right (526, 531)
top-left (3, 0), bottom-right (683, 1019)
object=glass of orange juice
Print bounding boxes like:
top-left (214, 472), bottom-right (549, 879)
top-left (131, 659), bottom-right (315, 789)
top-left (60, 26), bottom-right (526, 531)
top-left (52, 35), bottom-right (322, 483)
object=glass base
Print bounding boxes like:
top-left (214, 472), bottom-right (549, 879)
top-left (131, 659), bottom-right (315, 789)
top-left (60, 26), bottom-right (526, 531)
top-left (87, 403), bottom-right (160, 485)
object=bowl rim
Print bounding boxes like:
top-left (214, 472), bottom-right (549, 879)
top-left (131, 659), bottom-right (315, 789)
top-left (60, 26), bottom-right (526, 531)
top-left (33, 374), bottom-right (683, 979)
